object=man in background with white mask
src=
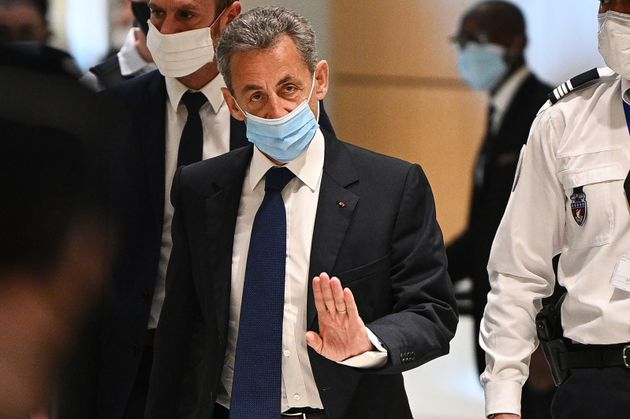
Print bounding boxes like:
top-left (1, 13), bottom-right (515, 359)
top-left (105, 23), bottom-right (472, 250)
top-left (57, 1), bottom-right (335, 419)
top-left (447, 2), bottom-right (555, 418)
top-left (145, 6), bottom-right (457, 419)
top-left (481, 1), bottom-right (630, 418)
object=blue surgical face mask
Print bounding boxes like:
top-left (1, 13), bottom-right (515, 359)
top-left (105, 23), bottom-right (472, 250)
top-left (457, 43), bottom-right (508, 91)
top-left (235, 74), bottom-right (319, 163)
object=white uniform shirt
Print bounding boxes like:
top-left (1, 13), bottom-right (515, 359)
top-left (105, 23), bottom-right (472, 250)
top-left (217, 130), bottom-right (387, 412)
top-left (480, 70), bottom-right (630, 416)
top-left (148, 74), bottom-right (231, 329)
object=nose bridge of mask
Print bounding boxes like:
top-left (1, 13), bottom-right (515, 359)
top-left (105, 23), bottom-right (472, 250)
top-left (463, 41), bottom-right (505, 56)
top-left (599, 11), bottom-right (630, 34)
top-left (147, 20), bottom-right (213, 52)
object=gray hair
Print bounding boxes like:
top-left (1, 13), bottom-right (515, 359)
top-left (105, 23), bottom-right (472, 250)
top-left (216, 6), bottom-right (318, 92)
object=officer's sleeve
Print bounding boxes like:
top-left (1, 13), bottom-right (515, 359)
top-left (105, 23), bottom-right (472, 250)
top-left (479, 108), bottom-right (565, 417)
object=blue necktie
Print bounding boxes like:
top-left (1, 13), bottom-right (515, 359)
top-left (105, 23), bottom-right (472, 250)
top-left (177, 91), bottom-right (207, 167)
top-left (230, 167), bottom-right (295, 419)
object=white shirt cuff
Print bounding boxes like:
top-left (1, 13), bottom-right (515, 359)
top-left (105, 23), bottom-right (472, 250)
top-left (484, 380), bottom-right (522, 417)
top-left (338, 327), bottom-right (388, 368)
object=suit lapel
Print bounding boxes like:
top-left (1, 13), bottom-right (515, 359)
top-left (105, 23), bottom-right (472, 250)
top-left (205, 146), bottom-right (253, 331)
top-left (307, 133), bottom-right (360, 329)
top-left (138, 72), bottom-right (167, 232)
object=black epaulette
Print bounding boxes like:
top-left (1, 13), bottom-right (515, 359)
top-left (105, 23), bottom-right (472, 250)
top-left (547, 67), bottom-right (614, 105)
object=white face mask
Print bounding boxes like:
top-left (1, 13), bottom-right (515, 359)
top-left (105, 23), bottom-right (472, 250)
top-left (146, 19), bottom-right (216, 78)
top-left (598, 11), bottom-right (630, 80)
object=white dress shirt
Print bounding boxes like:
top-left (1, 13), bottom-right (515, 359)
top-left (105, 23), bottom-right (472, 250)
top-left (489, 66), bottom-right (530, 133)
top-left (148, 74), bottom-right (232, 329)
top-left (79, 28), bottom-right (156, 91)
top-left (117, 28), bottom-right (157, 78)
top-left (475, 66), bottom-right (531, 187)
top-left (217, 130), bottom-right (387, 412)
top-left (480, 69), bottom-right (630, 416)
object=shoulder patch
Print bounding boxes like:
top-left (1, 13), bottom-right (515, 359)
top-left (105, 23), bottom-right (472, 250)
top-left (548, 67), bottom-right (615, 105)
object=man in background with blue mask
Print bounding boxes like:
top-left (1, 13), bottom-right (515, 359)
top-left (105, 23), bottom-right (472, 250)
top-left (482, 0), bottom-right (630, 418)
top-left (447, 3), bottom-right (554, 418)
top-left (146, 6), bottom-right (457, 419)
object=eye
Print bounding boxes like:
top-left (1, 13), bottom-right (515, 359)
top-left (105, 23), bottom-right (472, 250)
top-left (149, 8), bottom-right (164, 18)
top-left (282, 84), bottom-right (300, 98)
top-left (250, 92), bottom-right (264, 103)
top-left (178, 10), bottom-right (195, 20)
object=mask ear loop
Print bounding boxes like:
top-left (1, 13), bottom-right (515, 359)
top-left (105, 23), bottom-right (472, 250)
top-left (306, 71), bottom-right (320, 122)
top-left (209, 6), bottom-right (228, 29)
top-left (232, 95), bottom-right (249, 120)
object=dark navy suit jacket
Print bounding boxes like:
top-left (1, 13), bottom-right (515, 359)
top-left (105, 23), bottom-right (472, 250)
top-left (145, 130), bottom-right (458, 419)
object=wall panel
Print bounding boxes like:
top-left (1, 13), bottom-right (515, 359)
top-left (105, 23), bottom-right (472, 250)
top-left (330, 1), bottom-right (485, 241)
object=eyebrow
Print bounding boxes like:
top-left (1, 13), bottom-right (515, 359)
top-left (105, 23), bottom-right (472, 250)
top-left (240, 83), bottom-right (264, 96)
top-left (239, 74), bottom-right (302, 96)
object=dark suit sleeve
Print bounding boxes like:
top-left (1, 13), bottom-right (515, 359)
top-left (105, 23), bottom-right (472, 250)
top-left (144, 167), bottom-right (204, 419)
top-left (367, 164), bottom-right (458, 374)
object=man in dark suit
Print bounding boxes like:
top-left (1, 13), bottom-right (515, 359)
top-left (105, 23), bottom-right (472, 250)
top-left (146, 6), bottom-right (458, 419)
top-left (447, 2), bottom-right (554, 418)
top-left (58, 2), bottom-right (336, 419)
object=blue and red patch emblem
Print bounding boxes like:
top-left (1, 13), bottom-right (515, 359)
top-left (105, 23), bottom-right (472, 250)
top-left (570, 187), bottom-right (587, 226)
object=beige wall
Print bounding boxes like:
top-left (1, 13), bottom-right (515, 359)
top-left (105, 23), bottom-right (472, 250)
top-left (330, 1), bottom-right (487, 242)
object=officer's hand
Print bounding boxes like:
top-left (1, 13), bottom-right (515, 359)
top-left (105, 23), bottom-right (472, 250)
top-left (306, 273), bottom-right (373, 362)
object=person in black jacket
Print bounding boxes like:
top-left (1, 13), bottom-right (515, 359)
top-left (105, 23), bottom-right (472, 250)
top-left (57, 2), bottom-right (335, 419)
top-left (448, 2), bottom-right (555, 418)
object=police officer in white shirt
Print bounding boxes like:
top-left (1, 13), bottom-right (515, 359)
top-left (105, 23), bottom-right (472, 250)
top-left (481, 1), bottom-right (630, 418)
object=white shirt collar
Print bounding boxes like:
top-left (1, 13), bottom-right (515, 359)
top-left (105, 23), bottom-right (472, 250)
top-left (117, 28), bottom-right (155, 76)
top-left (248, 128), bottom-right (325, 193)
top-left (491, 66), bottom-right (530, 116)
top-left (165, 73), bottom-right (226, 114)
top-left (621, 77), bottom-right (630, 105)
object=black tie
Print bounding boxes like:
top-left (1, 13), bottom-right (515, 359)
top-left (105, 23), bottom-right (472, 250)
top-left (177, 91), bottom-right (207, 167)
top-left (230, 167), bottom-right (295, 419)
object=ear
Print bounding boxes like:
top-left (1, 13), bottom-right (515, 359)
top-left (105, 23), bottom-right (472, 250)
top-left (222, 87), bottom-right (246, 121)
top-left (511, 33), bottom-right (526, 55)
top-left (314, 60), bottom-right (329, 101)
top-left (218, 1), bottom-right (242, 33)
